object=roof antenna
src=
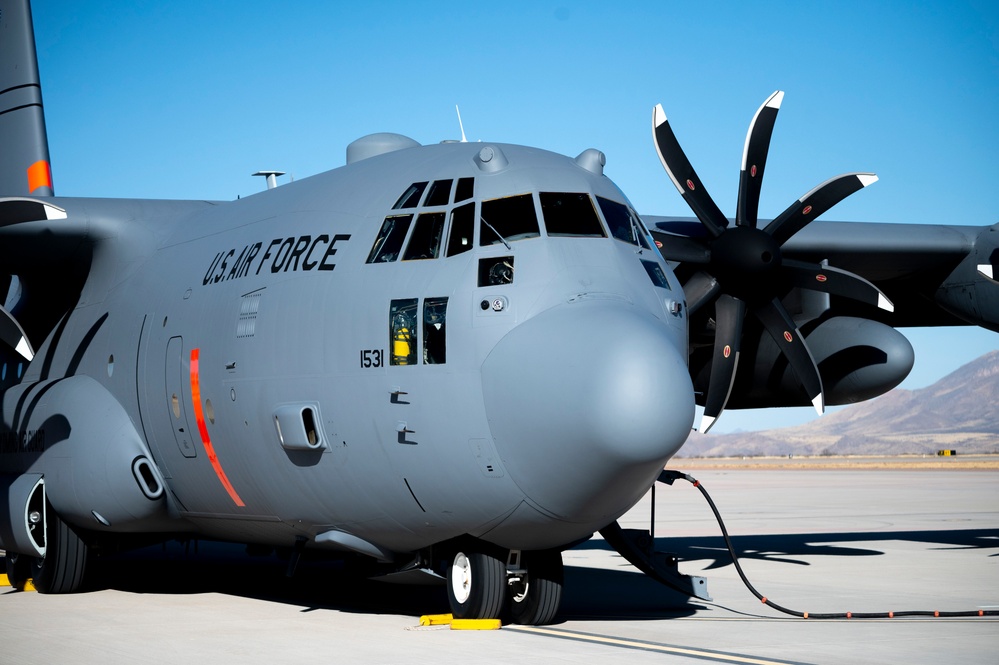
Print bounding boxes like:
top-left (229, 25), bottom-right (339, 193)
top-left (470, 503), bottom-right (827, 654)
top-left (253, 170), bottom-right (286, 190)
top-left (455, 105), bottom-right (468, 143)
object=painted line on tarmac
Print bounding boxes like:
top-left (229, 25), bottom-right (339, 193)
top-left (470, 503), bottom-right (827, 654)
top-left (506, 625), bottom-right (810, 665)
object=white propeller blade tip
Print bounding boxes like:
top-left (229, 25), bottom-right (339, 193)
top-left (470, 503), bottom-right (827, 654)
top-left (15, 336), bottom-right (34, 361)
top-left (812, 394), bottom-right (825, 415)
top-left (699, 414), bottom-right (717, 434)
top-left (653, 104), bottom-right (667, 127)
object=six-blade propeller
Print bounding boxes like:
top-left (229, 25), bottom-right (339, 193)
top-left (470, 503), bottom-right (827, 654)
top-left (653, 91), bottom-right (893, 432)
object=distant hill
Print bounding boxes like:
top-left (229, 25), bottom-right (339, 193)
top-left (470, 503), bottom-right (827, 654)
top-left (677, 350), bottom-right (999, 457)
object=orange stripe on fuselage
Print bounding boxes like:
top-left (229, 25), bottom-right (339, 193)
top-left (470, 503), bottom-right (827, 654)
top-left (190, 348), bottom-right (245, 506)
top-left (27, 160), bottom-right (52, 193)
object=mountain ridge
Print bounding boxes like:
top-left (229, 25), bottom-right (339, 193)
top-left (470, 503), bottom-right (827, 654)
top-left (678, 350), bottom-right (999, 457)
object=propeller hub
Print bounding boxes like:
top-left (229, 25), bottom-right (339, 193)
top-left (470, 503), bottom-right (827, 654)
top-left (710, 226), bottom-right (782, 295)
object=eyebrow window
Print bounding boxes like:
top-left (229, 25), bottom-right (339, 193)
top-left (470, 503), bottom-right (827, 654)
top-left (366, 214), bottom-right (413, 263)
top-left (480, 194), bottom-right (540, 246)
top-left (403, 212), bottom-right (446, 260)
top-left (425, 180), bottom-right (453, 207)
top-left (393, 182), bottom-right (428, 209)
top-left (455, 177), bottom-right (474, 203)
top-left (540, 192), bottom-right (606, 237)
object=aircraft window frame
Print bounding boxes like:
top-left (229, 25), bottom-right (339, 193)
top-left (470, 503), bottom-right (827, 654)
top-left (539, 192), bottom-right (606, 238)
top-left (402, 212), bottom-right (446, 261)
top-left (423, 297), bottom-right (448, 364)
top-left (389, 298), bottom-right (419, 366)
top-left (641, 260), bottom-right (672, 290)
top-left (366, 214), bottom-right (414, 263)
top-left (446, 201), bottom-right (475, 257)
top-left (597, 196), bottom-right (650, 249)
top-left (455, 177), bottom-right (474, 203)
top-left (479, 194), bottom-right (540, 246)
top-left (478, 256), bottom-right (514, 286)
top-left (425, 179), bottom-right (454, 207)
top-left (393, 182), bottom-right (429, 209)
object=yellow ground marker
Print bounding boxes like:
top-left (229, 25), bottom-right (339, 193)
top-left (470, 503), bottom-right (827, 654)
top-left (417, 613), bottom-right (502, 630)
top-left (450, 618), bottom-right (502, 630)
top-left (0, 574), bottom-right (36, 591)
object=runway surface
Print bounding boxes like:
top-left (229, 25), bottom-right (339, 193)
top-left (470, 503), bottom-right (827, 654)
top-left (3, 465), bottom-right (997, 664)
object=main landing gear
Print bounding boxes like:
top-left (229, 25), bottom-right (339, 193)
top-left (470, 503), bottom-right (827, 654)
top-left (445, 546), bottom-right (564, 625)
top-left (3, 500), bottom-right (89, 594)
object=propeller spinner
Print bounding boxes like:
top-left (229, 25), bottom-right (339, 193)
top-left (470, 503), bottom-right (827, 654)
top-left (653, 91), bottom-right (892, 433)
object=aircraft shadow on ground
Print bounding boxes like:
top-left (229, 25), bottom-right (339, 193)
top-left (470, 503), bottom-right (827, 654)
top-left (72, 527), bottom-right (996, 622)
top-left (575, 528), bottom-right (999, 570)
top-left (81, 541), bottom-right (700, 622)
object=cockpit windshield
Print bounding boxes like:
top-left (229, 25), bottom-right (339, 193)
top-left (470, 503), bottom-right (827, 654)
top-left (480, 194), bottom-right (540, 246)
top-left (597, 196), bottom-right (651, 249)
top-left (540, 192), bottom-right (606, 237)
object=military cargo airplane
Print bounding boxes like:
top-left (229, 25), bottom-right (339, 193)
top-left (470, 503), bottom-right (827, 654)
top-left (1, 0), bottom-right (996, 626)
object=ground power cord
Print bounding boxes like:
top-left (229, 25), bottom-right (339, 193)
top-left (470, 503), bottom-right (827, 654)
top-left (661, 470), bottom-right (998, 619)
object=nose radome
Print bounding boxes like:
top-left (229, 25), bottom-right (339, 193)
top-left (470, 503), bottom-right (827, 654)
top-left (481, 300), bottom-right (695, 525)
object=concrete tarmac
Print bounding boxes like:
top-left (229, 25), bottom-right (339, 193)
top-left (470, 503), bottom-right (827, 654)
top-left (2, 466), bottom-right (997, 664)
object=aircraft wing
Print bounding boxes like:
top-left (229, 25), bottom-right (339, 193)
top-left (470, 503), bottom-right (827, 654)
top-left (649, 217), bottom-right (999, 331)
top-left (0, 196), bottom-right (218, 356)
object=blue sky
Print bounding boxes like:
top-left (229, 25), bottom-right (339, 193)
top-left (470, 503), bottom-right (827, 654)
top-left (30, 1), bottom-right (998, 432)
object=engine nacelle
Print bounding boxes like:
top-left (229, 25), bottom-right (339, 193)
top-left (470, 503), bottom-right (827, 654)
top-left (691, 316), bottom-right (915, 409)
top-left (0, 375), bottom-right (171, 541)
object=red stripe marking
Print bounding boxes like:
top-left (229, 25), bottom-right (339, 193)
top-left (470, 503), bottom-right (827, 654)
top-left (190, 348), bottom-right (245, 506)
top-left (27, 160), bottom-right (52, 193)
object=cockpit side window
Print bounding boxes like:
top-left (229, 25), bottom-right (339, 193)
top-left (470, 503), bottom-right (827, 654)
top-left (403, 212), bottom-right (446, 260)
top-left (366, 214), bottom-right (413, 263)
top-left (446, 202), bottom-right (475, 256)
top-left (480, 194), bottom-right (540, 246)
top-left (393, 182), bottom-right (428, 209)
top-left (425, 180), bottom-right (453, 207)
top-left (597, 196), bottom-right (651, 249)
top-left (540, 192), bottom-right (606, 237)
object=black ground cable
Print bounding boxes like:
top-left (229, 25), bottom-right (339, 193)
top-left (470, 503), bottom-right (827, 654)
top-left (660, 469), bottom-right (998, 619)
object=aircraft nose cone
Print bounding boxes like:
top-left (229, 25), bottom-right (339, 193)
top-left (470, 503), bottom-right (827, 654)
top-left (481, 300), bottom-right (695, 525)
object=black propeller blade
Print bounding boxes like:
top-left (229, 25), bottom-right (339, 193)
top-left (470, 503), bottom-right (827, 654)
top-left (653, 104), bottom-right (728, 238)
top-left (764, 173), bottom-right (878, 245)
top-left (736, 90), bottom-right (783, 229)
top-left (653, 92), bottom-right (888, 431)
top-left (752, 297), bottom-right (824, 415)
top-left (700, 294), bottom-right (746, 433)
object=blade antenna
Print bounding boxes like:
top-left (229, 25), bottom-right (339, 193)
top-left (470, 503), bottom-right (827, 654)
top-left (456, 105), bottom-right (468, 143)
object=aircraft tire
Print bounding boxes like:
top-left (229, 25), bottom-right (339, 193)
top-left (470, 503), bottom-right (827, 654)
top-left (30, 504), bottom-right (88, 594)
top-left (4, 552), bottom-right (32, 591)
top-left (508, 549), bottom-right (563, 626)
top-left (446, 549), bottom-right (506, 619)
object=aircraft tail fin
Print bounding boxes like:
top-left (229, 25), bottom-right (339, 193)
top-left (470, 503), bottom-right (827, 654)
top-left (0, 0), bottom-right (54, 196)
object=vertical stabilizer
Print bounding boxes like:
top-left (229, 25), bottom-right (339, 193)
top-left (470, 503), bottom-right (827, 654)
top-left (0, 0), bottom-right (53, 196)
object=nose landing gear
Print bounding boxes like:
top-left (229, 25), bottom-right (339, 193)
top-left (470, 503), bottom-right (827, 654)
top-left (445, 546), bottom-right (565, 625)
